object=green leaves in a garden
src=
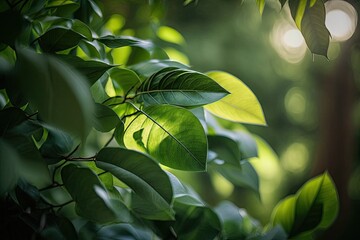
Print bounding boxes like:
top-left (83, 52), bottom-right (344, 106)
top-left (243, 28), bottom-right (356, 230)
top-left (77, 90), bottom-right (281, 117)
top-left (123, 104), bottom-right (207, 171)
top-left (16, 48), bottom-right (94, 138)
top-left (271, 172), bottom-right (339, 238)
top-left (137, 67), bottom-right (229, 107)
top-left (205, 71), bottom-right (266, 125)
top-left (96, 148), bottom-right (174, 220)
top-left (97, 36), bottom-right (156, 54)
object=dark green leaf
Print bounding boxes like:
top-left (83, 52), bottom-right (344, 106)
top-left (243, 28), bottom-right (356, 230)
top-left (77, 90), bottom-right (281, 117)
top-left (289, 0), bottom-right (309, 28)
top-left (97, 36), bottom-right (155, 54)
top-left (61, 164), bottom-right (120, 223)
top-left (38, 27), bottom-right (86, 52)
top-left (138, 68), bottom-right (228, 107)
top-left (130, 59), bottom-right (190, 77)
top-left (16, 48), bottom-right (94, 138)
top-left (40, 127), bottom-right (76, 164)
top-left (123, 104), bottom-right (207, 171)
top-left (300, 0), bottom-right (329, 56)
top-left (214, 201), bottom-right (244, 239)
top-left (211, 161), bottom-right (259, 196)
top-left (114, 122), bottom-right (125, 146)
top-left (56, 55), bottom-right (114, 85)
top-left (7, 135), bottom-right (51, 188)
top-left (271, 172), bottom-right (339, 238)
top-left (96, 224), bottom-right (152, 240)
top-left (93, 103), bottom-right (120, 132)
top-left (0, 107), bottom-right (27, 136)
top-left (0, 139), bottom-right (20, 196)
top-left (0, 10), bottom-right (24, 47)
top-left (173, 203), bottom-right (221, 240)
top-left (96, 148), bottom-right (174, 220)
top-left (279, 0), bottom-right (287, 7)
top-left (208, 135), bottom-right (241, 166)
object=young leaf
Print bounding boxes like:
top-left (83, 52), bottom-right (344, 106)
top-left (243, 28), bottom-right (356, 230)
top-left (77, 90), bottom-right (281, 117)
top-left (96, 148), bottom-right (174, 220)
top-left (61, 164), bottom-right (119, 224)
top-left (289, 0), bottom-right (308, 29)
top-left (204, 71), bottom-right (266, 125)
top-left (137, 68), bottom-right (229, 107)
top-left (271, 172), bottom-right (339, 238)
top-left (56, 55), bottom-right (114, 85)
top-left (300, 0), bottom-right (329, 56)
top-left (93, 103), bottom-right (120, 132)
top-left (123, 104), bottom-right (207, 171)
top-left (16, 48), bottom-right (94, 138)
top-left (256, 0), bottom-right (265, 15)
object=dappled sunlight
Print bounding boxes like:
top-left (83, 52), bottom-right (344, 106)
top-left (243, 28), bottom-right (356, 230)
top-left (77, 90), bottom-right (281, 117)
top-left (325, 0), bottom-right (357, 42)
top-left (280, 142), bottom-right (309, 173)
top-left (284, 87), bottom-right (307, 122)
top-left (211, 172), bottom-right (234, 198)
top-left (270, 21), bottom-right (306, 63)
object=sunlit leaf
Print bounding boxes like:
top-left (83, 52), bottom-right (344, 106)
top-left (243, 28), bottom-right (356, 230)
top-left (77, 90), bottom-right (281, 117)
top-left (289, 0), bottom-right (308, 29)
top-left (123, 104), bottom-right (207, 171)
top-left (16, 48), bottom-right (94, 138)
top-left (109, 67), bottom-right (141, 96)
top-left (96, 148), bottom-right (174, 220)
top-left (138, 68), bottom-right (228, 107)
top-left (271, 172), bottom-right (339, 238)
top-left (204, 71), bottom-right (266, 125)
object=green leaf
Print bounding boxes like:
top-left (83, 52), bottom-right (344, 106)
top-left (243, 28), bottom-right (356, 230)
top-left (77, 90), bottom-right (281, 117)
top-left (300, 0), bottom-right (329, 56)
top-left (214, 201), bottom-right (244, 239)
top-left (256, 0), bottom-right (265, 14)
top-left (123, 104), bottom-right (207, 171)
top-left (0, 139), bottom-right (20, 196)
top-left (208, 135), bottom-right (241, 166)
top-left (97, 36), bottom-right (155, 54)
top-left (130, 59), bottom-right (190, 77)
top-left (6, 135), bottom-right (51, 188)
top-left (271, 172), bottom-right (339, 238)
top-left (61, 164), bottom-right (120, 224)
top-left (137, 68), bottom-right (229, 107)
top-left (173, 203), bottom-right (221, 240)
top-left (56, 55), bottom-right (114, 85)
top-left (96, 224), bottom-right (152, 240)
top-left (167, 172), bottom-right (205, 207)
top-left (93, 103), bottom-right (120, 132)
top-left (96, 148), bottom-right (174, 220)
top-left (16, 48), bottom-right (94, 138)
top-left (0, 10), bottom-right (25, 47)
top-left (289, 0), bottom-right (308, 29)
top-left (109, 68), bottom-right (141, 96)
top-left (0, 107), bottom-right (27, 136)
top-left (211, 161), bottom-right (259, 196)
top-left (40, 127), bottom-right (76, 164)
top-left (204, 71), bottom-right (266, 125)
top-left (38, 27), bottom-right (86, 52)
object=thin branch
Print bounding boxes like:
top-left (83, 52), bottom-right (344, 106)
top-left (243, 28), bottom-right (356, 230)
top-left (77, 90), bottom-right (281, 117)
top-left (102, 96), bottom-right (124, 105)
top-left (66, 156), bottom-right (96, 161)
top-left (98, 171), bottom-right (108, 176)
top-left (39, 182), bottom-right (63, 192)
top-left (64, 144), bottom-right (80, 159)
top-left (120, 111), bottom-right (140, 121)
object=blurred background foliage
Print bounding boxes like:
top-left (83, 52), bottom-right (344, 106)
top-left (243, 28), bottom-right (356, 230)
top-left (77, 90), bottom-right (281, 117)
top-left (91, 0), bottom-right (359, 238)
